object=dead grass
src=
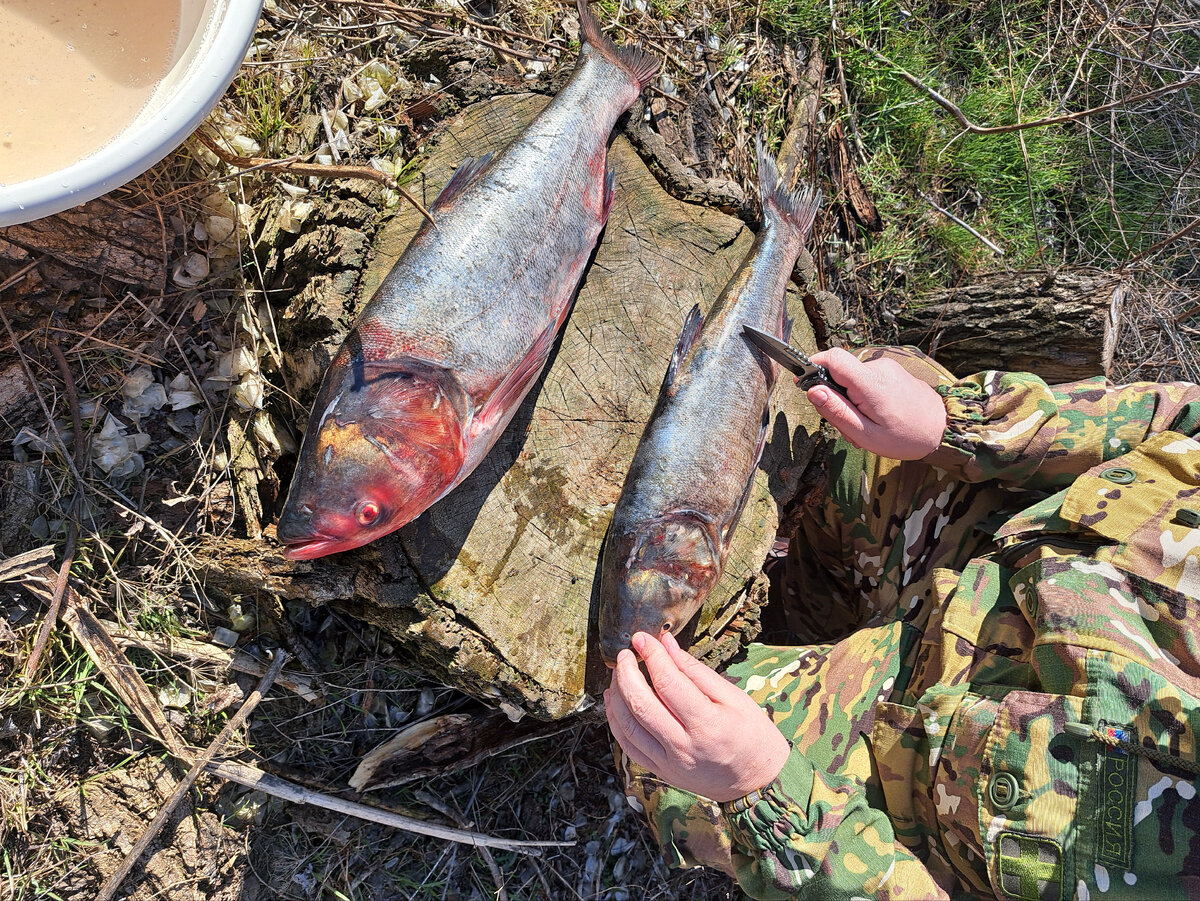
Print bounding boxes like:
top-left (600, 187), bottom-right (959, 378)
top-left (1, 0), bottom-right (1198, 899)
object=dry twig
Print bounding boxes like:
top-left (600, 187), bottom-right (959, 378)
top-left (921, 192), bottom-right (1005, 255)
top-left (104, 621), bottom-right (323, 702)
top-left (196, 130), bottom-right (436, 227)
top-left (0, 259), bottom-right (40, 293)
top-left (21, 340), bottom-right (85, 684)
top-left (206, 759), bottom-right (572, 854)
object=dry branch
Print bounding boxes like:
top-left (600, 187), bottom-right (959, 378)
top-left (21, 340), bottom-right (84, 684)
top-left (922, 192), bottom-right (1004, 255)
top-left (195, 131), bottom-right (436, 227)
top-left (778, 40), bottom-right (825, 186)
top-left (206, 759), bottom-right (573, 853)
top-left (62, 596), bottom-right (195, 761)
top-left (105, 622), bottom-right (323, 702)
top-left (624, 100), bottom-right (747, 212)
top-left (11, 568), bottom-right (198, 759)
top-left (0, 545), bottom-right (56, 585)
top-left (828, 121), bottom-right (882, 232)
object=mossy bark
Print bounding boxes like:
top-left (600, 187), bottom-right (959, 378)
top-left (200, 93), bottom-right (824, 720)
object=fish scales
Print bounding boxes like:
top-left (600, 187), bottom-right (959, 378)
top-left (599, 143), bottom-right (821, 664)
top-left (361, 72), bottom-right (626, 392)
top-left (278, 2), bottom-right (659, 560)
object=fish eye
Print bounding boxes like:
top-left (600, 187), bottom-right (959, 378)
top-left (356, 501), bottom-right (381, 525)
top-left (661, 621), bottom-right (673, 633)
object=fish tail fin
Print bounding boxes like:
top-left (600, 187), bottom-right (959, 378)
top-left (577, 0), bottom-right (661, 90)
top-left (756, 135), bottom-right (821, 243)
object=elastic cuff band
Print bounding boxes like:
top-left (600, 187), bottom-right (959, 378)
top-left (721, 786), bottom-right (766, 816)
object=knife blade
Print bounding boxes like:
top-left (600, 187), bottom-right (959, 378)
top-left (742, 325), bottom-right (850, 399)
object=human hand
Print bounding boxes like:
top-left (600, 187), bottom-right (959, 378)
top-left (604, 631), bottom-right (791, 803)
top-left (806, 348), bottom-right (947, 460)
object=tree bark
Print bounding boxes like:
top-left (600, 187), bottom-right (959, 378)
top-left (0, 194), bottom-right (167, 289)
top-left (896, 269), bottom-right (1126, 381)
top-left (198, 93), bottom-right (825, 720)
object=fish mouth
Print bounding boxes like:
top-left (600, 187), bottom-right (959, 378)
top-left (279, 533), bottom-right (357, 561)
top-left (600, 634), bottom-right (630, 668)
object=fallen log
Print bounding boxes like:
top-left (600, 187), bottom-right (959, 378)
top-left (197, 92), bottom-right (824, 721)
top-left (897, 269), bottom-right (1127, 381)
top-left (0, 194), bottom-right (167, 289)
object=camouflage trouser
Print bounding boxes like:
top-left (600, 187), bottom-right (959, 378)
top-left (616, 347), bottom-right (1015, 884)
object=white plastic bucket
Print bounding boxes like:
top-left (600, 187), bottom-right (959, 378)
top-left (0, 0), bottom-right (264, 227)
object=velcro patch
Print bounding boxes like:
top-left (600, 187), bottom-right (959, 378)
top-left (997, 831), bottom-right (1065, 901)
top-left (1097, 722), bottom-right (1135, 869)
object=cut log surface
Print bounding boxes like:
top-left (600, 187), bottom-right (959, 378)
top-left (202, 93), bottom-right (823, 720)
top-left (897, 269), bottom-right (1126, 381)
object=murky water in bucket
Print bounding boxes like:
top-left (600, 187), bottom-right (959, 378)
top-left (0, 0), bottom-right (183, 186)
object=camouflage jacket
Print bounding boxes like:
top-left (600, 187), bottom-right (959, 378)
top-left (724, 371), bottom-right (1200, 900)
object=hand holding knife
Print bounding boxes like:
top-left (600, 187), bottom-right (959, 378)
top-left (742, 326), bottom-right (850, 400)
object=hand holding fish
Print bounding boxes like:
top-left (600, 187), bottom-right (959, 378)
top-left (605, 631), bottom-right (791, 803)
top-left (805, 348), bottom-right (947, 460)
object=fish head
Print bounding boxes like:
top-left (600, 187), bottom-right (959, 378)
top-left (599, 514), bottom-right (720, 665)
top-left (278, 353), bottom-right (469, 560)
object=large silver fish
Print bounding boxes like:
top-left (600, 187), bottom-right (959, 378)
top-left (277, 2), bottom-right (659, 560)
top-left (598, 144), bottom-right (820, 663)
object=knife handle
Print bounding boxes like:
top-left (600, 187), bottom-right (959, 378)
top-left (798, 365), bottom-right (850, 400)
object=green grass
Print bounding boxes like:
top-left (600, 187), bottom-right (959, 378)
top-left (844, 1), bottom-right (1072, 272)
top-left (236, 68), bottom-right (294, 150)
top-left (824, 0), bottom-right (1200, 292)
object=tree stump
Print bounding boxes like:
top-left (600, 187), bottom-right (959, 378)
top-left (896, 269), bottom-right (1127, 381)
top-left (199, 93), bottom-right (824, 721)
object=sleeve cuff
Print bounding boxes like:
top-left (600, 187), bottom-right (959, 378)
top-left (919, 382), bottom-right (994, 476)
top-left (723, 747), bottom-right (816, 834)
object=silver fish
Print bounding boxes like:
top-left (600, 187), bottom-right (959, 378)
top-left (598, 142), bottom-right (820, 663)
top-left (277, 2), bottom-right (660, 560)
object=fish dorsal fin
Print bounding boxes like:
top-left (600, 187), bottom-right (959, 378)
top-left (432, 153), bottom-right (495, 210)
top-left (663, 304), bottom-right (703, 392)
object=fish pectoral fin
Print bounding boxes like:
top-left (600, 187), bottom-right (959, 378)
top-left (602, 169), bottom-right (616, 222)
top-left (662, 303), bottom-right (703, 392)
top-left (473, 317), bottom-right (562, 436)
top-left (432, 153), bottom-right (496, 211)
top-left (722, 407), bottom-right (772, 547)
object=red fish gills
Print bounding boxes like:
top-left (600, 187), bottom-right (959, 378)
top-left (277, 3), bottom-right (659, 560)
top-left (598, 143), bottom-right (821, 664)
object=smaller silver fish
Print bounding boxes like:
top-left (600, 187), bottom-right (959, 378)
top-left (598, 142), bottom-right (820, 664)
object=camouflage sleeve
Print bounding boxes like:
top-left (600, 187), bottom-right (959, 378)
top-left (922, 371), bottom-right (1200, 491)
top-left (725, 750), bottom-right (948, 900)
